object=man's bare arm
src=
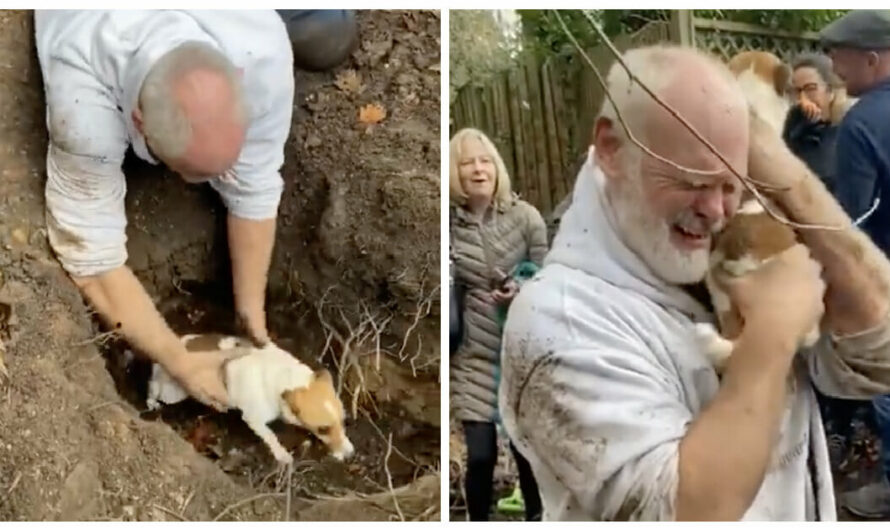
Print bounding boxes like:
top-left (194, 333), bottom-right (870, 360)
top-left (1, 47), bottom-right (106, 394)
top-left (228, 214), bottom-right (276, 345)
top-left (73, 265), bottom-right (231, 409)
top-left (677, 325), bottom-right (792, 520)
top-left (750, 119), bottom-right (890, 336)
top-left (677, 244), bottom-right (824, 520)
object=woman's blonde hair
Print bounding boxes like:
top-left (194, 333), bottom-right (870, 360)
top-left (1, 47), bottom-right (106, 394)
top-left (449, 128), bottom-right (513, 208)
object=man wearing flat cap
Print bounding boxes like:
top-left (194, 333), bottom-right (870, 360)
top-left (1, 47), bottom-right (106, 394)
top-left (821, 9), bottom-right (890, 519)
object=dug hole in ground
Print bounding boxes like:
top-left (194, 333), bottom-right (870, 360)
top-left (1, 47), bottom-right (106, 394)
top-left (0, 10), bottom-right (441, 522)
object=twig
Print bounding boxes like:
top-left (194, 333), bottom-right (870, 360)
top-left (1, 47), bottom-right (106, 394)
top-left (71, 329), bottom-right (119, 347)
top-left (171, 277), bottom-right (190, 295)
top-left (86, 400), bottom-right (124, 413)
top-left (396, 283), bottom-right (438, 362)
top-left (411, 503), bottom-right (437, 522)
top-left (384, 433), bottom-right (405, 522)
top-left (284, 461), bottom-right (293, 522)
top-left (552, 10), bottom-right (844, 232)
top-left (5, 471), bottom-right (22, 498)
top-left (362, 409), bottom-right (417, 466)
top-left (180, 488), bottom-right (196, 516)
top-left (212, 492), bottom-right (286, 521)
top-left (152, 504), bottom-right (188, 521)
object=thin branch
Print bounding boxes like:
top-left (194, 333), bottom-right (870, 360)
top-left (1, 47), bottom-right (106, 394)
top-left (284, 461), bottom-right (293, 522)
top-left (212, 492), bottom-right (286, 521)
top-left (384, 433), bottom-right (405, 521)
top-left (152, 504), bottom-right (189, 522)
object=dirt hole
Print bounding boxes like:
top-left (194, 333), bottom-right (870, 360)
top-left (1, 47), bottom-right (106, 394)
top-left (98, 280), bottom-right (438, 498)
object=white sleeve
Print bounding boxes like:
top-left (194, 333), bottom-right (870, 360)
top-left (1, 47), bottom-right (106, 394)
top-left (42, 56), bottom-right (130, 277)
top-left (209, 58), bottom-right (294, 220)
top-left (502, 285), bottom-right (691, 520)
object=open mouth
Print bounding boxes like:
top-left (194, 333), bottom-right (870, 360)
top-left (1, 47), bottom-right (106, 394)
top-left (672, 223), bottom-right (710, 248)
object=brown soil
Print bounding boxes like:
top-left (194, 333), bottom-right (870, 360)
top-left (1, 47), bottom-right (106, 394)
top-left (0, 9), bottom-right (440, 522)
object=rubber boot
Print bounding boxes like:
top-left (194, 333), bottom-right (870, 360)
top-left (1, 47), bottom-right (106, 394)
top-left (276, 10), bottom-right (358, 72)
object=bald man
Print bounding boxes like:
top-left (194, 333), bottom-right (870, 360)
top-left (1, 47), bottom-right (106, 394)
top-left (35, 10), bottom-right (318, 411)
top-left (499, 45), bottom-right (890, 520)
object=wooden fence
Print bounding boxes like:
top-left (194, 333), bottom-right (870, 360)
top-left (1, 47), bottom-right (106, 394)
top-left (450, 12), bottom-right (822, 216)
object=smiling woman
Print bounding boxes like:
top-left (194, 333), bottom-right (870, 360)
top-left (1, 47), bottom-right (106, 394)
top-left (448, 127), bottom-right (547, 521)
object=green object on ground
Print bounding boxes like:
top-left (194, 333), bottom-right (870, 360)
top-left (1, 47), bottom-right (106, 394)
top-left (497, 485), bottom-right (525, 514)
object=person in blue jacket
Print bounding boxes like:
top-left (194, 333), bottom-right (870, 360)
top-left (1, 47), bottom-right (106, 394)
top-left (822, 9), bottom-right (890, 518)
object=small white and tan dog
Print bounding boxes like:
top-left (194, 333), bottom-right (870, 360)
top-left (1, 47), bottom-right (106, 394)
top-left (697, 197), bottom-right (821, 372)
top-left (147, 334), bottom-right (354, 465)
top-left (727, 50), bottom-right (792, 135)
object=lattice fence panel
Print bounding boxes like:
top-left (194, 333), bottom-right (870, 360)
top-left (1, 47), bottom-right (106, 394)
top-left (694, 26), bottom-right (821, 62)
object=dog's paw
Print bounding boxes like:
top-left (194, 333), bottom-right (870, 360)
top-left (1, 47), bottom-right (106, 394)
top-left (694, 323), bottom-right (734, 371)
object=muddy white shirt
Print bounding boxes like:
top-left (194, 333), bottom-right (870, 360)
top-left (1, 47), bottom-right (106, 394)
top-left (499, 147), bottom-right (890, 521)
top-left (35, 10), bottom-right (294, 276)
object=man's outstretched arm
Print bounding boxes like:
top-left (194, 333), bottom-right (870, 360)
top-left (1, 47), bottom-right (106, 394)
top-left (228, 214), bottom-right (276, 345)
top-left (73, 266), bottom-right (233, 410)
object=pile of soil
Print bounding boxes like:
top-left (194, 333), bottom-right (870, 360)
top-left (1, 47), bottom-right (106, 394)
top-left (0, 10), bottom-right (440, 521)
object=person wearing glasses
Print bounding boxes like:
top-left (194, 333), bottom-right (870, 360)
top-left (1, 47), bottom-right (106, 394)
top-left (821, 9), bottom-right (890, 519)
top-left (35, 10), bottom-right (354, 412)
top-left (782, 52), bottom-right (851, 194)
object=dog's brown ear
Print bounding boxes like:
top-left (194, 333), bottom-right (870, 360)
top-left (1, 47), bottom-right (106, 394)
top-left (774, 62), bottom-right (792, 98)
top-left (315, 368), bottom-right (333, 383)
top-left (281, 389), bottom-right (300, 414)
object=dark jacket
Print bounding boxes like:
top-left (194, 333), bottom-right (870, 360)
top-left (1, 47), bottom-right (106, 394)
top-left (834, 78), bottom-right (890, 255)
top-left (783, 105), bottom-right (839, 194)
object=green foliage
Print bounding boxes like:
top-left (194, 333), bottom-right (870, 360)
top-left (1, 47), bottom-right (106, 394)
top-left (449, 10), bottom-right (519, 103)
top-left (694, 10), bottom-right (849, 32)
top-left (518, 9), bottom-right (849, 55)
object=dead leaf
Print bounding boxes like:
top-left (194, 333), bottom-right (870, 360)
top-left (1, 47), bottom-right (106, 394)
top-left (10, 228), bottom-right (26, 246)
top-left (334, 69), bottom-right (363, 94)
top-left (358, 103), bottom-right (386, 125)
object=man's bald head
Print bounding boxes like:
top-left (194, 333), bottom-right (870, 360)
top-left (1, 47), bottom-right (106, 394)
top-left (597, 46), bottom-right (749, 170)
top-left (136, 42), bottom-right (247, 182)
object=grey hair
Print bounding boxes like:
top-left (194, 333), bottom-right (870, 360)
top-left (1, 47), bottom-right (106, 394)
top-left (598, 45), bottom-right (737, 146)
top-left (138, 41), bottom-right (247, 161)
top-left (791, 52), bottom-right (851, 124)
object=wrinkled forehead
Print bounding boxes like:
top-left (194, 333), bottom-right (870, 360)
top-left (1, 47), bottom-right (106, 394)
top-left (640, 68), bottom-right (749, 176)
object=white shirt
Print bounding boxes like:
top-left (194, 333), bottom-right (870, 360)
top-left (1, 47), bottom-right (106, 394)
top-left (35, 10), bottom-right (294, 276)
top-left (499, 148), bottom-right (890, 521)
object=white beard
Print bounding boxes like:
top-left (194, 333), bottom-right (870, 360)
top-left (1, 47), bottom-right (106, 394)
top-left (609, 161), bottom-right (712, 285)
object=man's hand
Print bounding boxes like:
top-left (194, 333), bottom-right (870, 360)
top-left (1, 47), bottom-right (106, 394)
top-left (717, 244), bottom-right (826, 353)
top-left (166, 349), bottom-right (246, 411)
top-left (677, 244), bottom-right (823, 520)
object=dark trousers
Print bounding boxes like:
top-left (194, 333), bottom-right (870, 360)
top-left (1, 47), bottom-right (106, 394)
top-left (463, 420), bottom-right (542, 521)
